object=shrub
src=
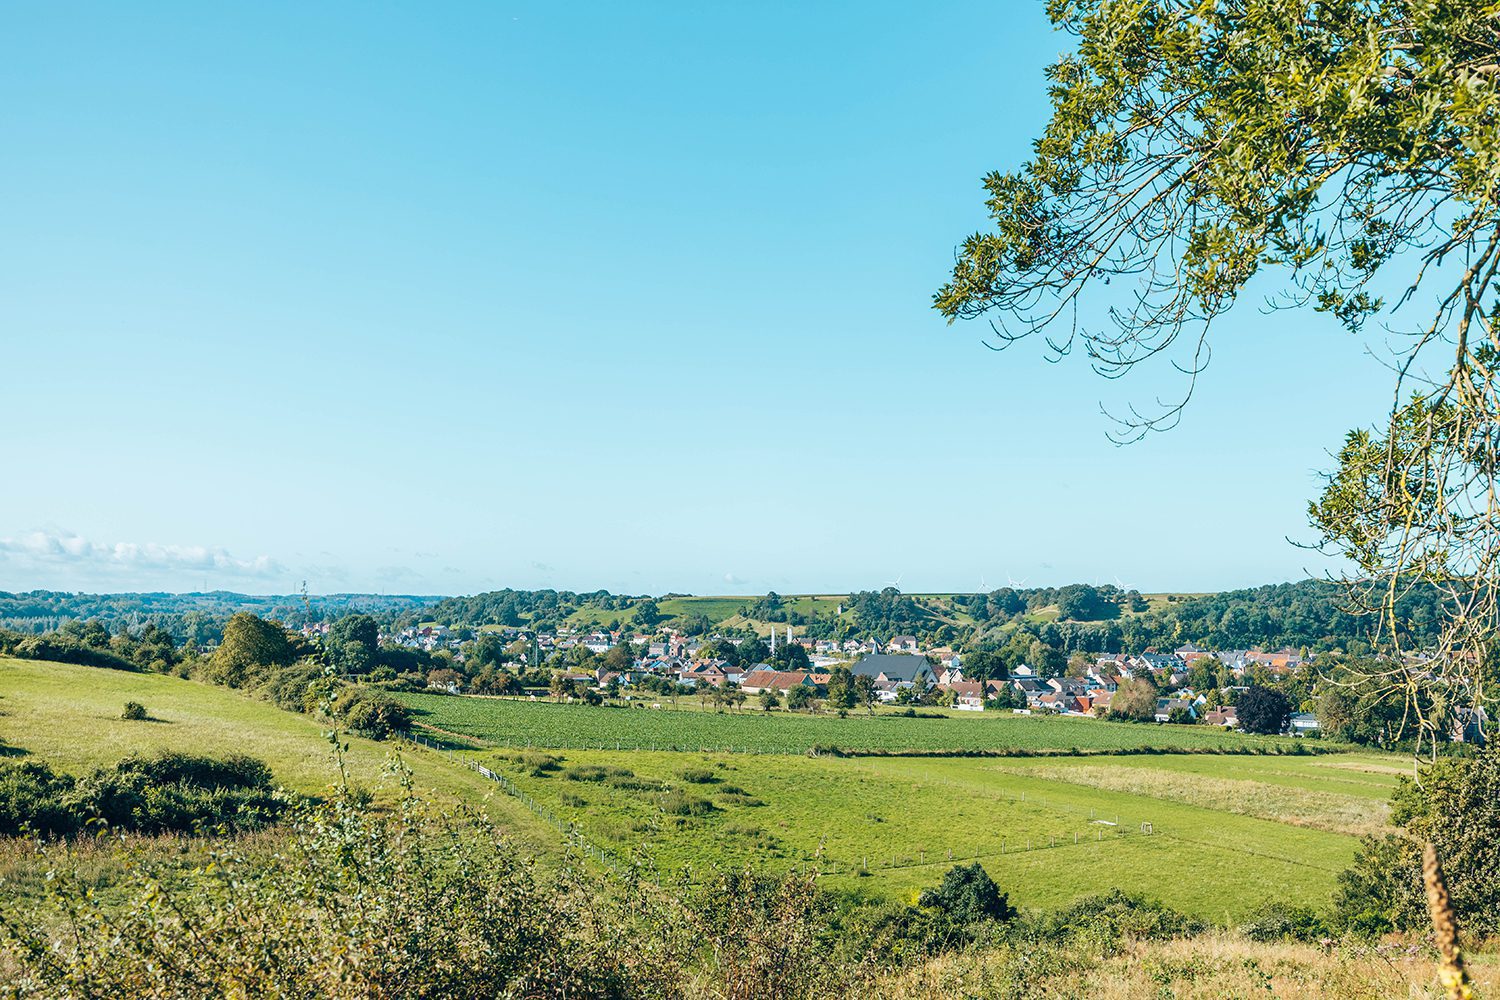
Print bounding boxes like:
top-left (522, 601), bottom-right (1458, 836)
top-left (1240, 901), bottom-right (1330, 942)
top-left (0, 760), bottom-right (79, 837)
top-left (1334, 746), bottom-right (1500, 935)
top-left (14, 634), bottom-right (137, 671)
top-left (1026, 889), bottom-right (1204, 944)
top-left (679, 767), bottom-right (716, 784)
top-left (69, 752), bottom-right (283, 835)
top-left (0, 783), bottom-right (666, 998)
top-left (330, 686), bottom-right (411, 740)
top-left (918, 863), bottom-right (1016, 927)
top-left (0, 626), bottom-right (25, 656)
top-left (687, 868), bottom-right (845, 999)
top-left (258, 663), bottom-right (329, 713)
top-left (564, 765), bottom-right (609, 782)
top-left (0, 753), bottom-right (282, 838)
top-left (121, 701), bottom-right (148, 721)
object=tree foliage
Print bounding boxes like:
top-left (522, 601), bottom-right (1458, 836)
top-left (326, 614), bottom-right (379, 675)
top-left (1238, 685), bottom-right (1294, 734)
top-left (938, 0), bottom-right (1500, 745)
top-left (209, 613), bottom-right (297, 688)
top-left (917, 863), bottom-right (1016, 928)
top-left (1109, 677), bottom-right (1158, 722)
top-left (1336, 748), bottom-right (1500, 936)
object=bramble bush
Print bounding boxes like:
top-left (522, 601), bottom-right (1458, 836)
top-left (0, 752), bottom-right (283, 838)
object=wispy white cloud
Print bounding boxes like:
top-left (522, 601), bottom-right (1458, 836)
top-left (0, 528), bottom-right (284, 579)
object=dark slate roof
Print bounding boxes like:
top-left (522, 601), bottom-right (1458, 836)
top-left (852, 653), bottom-right (933, 683)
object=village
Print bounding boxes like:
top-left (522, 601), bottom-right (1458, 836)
top-left (388, 622), bottom-right (1323, 734)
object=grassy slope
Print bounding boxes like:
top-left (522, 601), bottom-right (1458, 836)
top-left (399, 693), bottom-right (1312, 753)
top-left (470, 746), bottom-right (1375, 920)
top-left (0, 657), bottom-right (555, 848)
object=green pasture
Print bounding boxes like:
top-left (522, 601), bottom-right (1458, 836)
top-left (0, 658), bottom-right (1398, 925)
top-left (461, 746), bottom-right (1375, 920)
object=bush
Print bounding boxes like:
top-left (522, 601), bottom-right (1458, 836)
top-left (687, 868), bottom-right (844, 999)
top-left (121, 701), bottom-right (148, 721)
top-left (1026, 890), bottom-right (1204, 944)
top-left (0, 783), bottom-right (666, 998)
top-left (0, 760), bottom-right (79, 837)
top-left (679, 767), bottom-right (717, 784)
top-left (1240, 901), bottom-right (1330, 942)
top-left (918, 863), bottom-right (1016, 927)
top-left (259, 663), bottom-right (329, 713)
top-left (14, 634), bottom-right (137, 671)
top-left (1334, 746), bottom-right (1500, 935)
top-left (69, 752), bottom-right (283, 835)
top-left (0, 753), bottom-right (283, 838)
top-left (330, 686), bottom-right (411, 740)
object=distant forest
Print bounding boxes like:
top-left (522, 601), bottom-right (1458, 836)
top-left (0, 579), bottom-right (1450, 655)
top-left (0, 591), bottom-right (438, 643)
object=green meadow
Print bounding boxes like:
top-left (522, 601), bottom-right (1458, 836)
top-left (397, 692), bottom-right (1400, 920)
top-left (0, 658), bottom-right (1404, 923)
top-left (461, 746), bottom-right (1394, 920)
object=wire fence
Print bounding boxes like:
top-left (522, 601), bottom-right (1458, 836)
top-left (407, 733), bottom-right (627, 875)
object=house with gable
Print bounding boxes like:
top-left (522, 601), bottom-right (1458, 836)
top-left (852, 653), bottom-right (934, 701)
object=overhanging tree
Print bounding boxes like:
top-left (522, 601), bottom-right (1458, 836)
top-left (937, 0), bottom-right (1499, 752)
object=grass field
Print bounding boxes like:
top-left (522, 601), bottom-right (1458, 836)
top-left (0, 657), bottom-right (555, 846)
top-left (455, 745), bottom-right (1392, 920)
top-left (391, 691), bottom-right (1397, 920)
top-left (398, 692), bottom-right (1315, 754)
top-left (0, 658), bottom-right (1401, 925)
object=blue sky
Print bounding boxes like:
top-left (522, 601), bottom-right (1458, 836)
top-left (1, 1), bottom-right (1395, 596)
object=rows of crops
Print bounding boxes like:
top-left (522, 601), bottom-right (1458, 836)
top-left (397, 693), bottom-right (1309, 755)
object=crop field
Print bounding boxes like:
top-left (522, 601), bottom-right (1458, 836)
top-left (448, 745), bottom-right (1397, 920)
top-left (398, 692), bottom-right (1313, 754)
